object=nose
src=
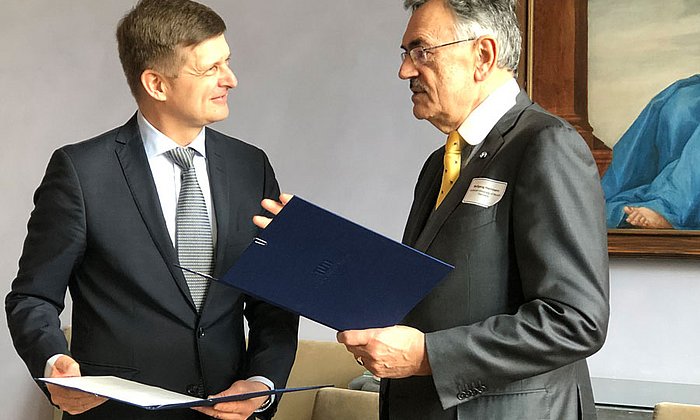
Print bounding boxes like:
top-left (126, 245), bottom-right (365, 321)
top-left (399, 56), bottom-right (419, 80)
top-left (221, 64), bottom-right (238, 89)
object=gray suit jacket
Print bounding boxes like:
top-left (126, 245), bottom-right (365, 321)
top-left (380, 92), bottom-right (609, 420)
top-left (6, 115), bottom-right (299, 420)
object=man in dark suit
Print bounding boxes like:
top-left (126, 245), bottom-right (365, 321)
top-left (5, 1), bottom-right (298, 419)
top-left (259, 0), bottom-right (608, 419)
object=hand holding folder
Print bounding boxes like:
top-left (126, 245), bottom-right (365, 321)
top-left (38, 376), bottom-right (330, 410)
top-left (45, 354), bottom-right (108, 415)
top-left (252, 192), bottom-right (294, 229)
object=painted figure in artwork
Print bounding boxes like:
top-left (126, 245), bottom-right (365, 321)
top-left (603, 74), bottom-right (700, 230)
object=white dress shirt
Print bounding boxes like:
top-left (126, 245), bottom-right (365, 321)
top-left (457, 77), bottom-right (520, 164)
top-left (137, 111), bottom-right (215, 247)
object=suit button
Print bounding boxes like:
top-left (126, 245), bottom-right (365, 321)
top-left (198, 328), bottom-right (205, 338)
top-left (457, 391), bottom-right (468, 400)
top-left (186, 385), bottom-right (199, 396)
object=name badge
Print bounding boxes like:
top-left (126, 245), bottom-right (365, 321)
top-left (462, 178), bottom-right (507, 208)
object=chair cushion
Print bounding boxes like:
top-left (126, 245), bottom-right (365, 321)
top-left (654, 402), bottom-right (700, 420)
top-left (311, 388), bottom-right (379, 420)
top-left (274, 340), bottom-right (367, 420)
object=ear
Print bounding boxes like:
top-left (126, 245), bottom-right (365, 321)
top-left (474, 36), bottom-right (498, 82)
top-left (140, 69), bottom-right (168, 102)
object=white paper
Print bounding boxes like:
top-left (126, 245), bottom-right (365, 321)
top-left (39, 376), bottom-right (201, 408)
top-left (38, 375), bottom-right (330, 410)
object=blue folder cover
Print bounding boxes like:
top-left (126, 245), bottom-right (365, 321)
top-left (222, 196), bottom-right (453, 331)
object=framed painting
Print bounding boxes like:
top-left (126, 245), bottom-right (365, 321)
top-left (518, 0), bottom-right (700, 258)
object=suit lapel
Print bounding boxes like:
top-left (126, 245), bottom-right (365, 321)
top-left (413, 91), bottom-right (532, 252)
top-left (204, 130), bottom-right (231, 280)
top-left (202, 130), bottom-right (255, 316)
top-left (114, 114), bottom-right (194, 310)
top-left (402, 149), bottom-right (443, 247)
top-left (194, 131), bottom-right (228, 316)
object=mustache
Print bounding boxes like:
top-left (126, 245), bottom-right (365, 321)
top-left (410, 79), bottom-right (426, 93)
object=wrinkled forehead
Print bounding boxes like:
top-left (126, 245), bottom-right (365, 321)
top-left (401, 0), bottom-right (458, 49)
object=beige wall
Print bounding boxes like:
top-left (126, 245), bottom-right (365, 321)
top-left (588, 0), bottom-right (700, 148)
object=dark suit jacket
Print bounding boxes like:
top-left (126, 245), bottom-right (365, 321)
top-left (6, 115), bottom-right (299, 420)
top-left (380, 92), bottom-right (609, 420)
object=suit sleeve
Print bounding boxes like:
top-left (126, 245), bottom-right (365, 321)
top-left (5, 149), bottom-right (86, 379)
top-left (426, 124), bottom-right (609, 409)
top-left (243, 152), bottom-right (299, 395)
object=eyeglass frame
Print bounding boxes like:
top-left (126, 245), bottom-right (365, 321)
top-left (401, 37), bottom-right (477, 66)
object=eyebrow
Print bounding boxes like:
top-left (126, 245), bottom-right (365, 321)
top-left (200, 54), bottom-right (231, 70)
top-left (402, 37), bottom-right (428, 51)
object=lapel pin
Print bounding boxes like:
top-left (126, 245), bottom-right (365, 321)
top-left (479, 151), bottom-right (488, 159)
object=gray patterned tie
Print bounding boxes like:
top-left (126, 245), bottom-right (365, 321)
top-left (165, 147), bottom-right (213, 312)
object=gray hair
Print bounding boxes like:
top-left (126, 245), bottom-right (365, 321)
top-left (404, 0), bottom-right (521, 74)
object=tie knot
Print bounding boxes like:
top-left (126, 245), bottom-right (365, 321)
top-left (166, 147), bottom-right (196, 170)
top-left (446, 131), bottom-right (464, 154)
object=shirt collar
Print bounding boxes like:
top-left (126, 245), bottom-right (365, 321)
top-left (457, 78), bottom-right (520, 146)
top-left (137, 111), bottom-right (207, 158)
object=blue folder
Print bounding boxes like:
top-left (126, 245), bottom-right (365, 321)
top-left (221, 196), bottom-right (453, 331)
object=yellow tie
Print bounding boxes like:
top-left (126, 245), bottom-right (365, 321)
top-left (436, 131), bottom-right (465, 209)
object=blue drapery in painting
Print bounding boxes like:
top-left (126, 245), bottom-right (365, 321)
top-left (602, 74), bottom-right (700, 229)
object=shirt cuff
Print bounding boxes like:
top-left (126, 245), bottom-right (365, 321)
top-left (247, 376), bottom-right (275, 412)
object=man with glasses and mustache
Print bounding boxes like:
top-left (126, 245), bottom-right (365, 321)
top-left (258, 0), bottom-right (609, 419)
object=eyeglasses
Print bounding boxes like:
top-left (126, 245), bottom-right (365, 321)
top-left (401, 38), bottom-right (476, 66)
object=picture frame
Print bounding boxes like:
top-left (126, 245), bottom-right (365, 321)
top-left (518, 0), bottom-right (700, 258)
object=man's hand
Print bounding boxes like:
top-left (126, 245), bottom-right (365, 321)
top-left (46, 355), bottom-right (107, 415)
top-left (252, 193), bottom-right (294, 229)
top-left (192, 380), bottom-right (270, 420)
top-left (337, 325), bottom-right (432, 378)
